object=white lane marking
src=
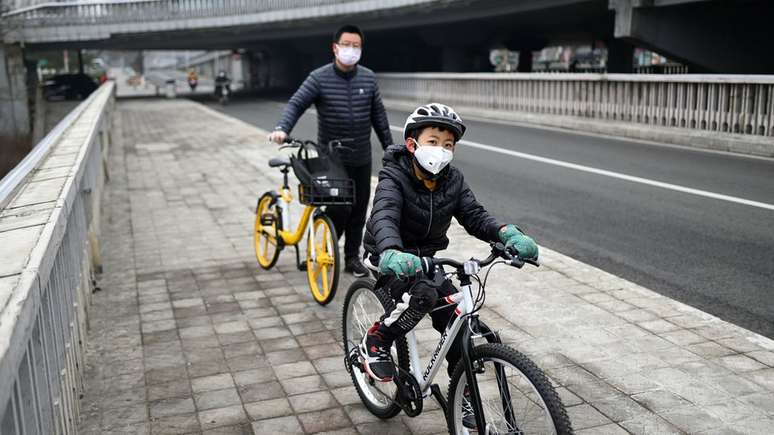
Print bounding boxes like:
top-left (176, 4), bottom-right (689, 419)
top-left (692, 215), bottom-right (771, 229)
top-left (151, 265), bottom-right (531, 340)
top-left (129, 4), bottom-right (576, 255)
top-left (388, 126), bottom-right (774, 212)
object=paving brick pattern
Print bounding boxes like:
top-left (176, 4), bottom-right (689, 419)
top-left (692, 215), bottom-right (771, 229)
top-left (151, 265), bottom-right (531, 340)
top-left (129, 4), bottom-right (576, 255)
top-left (78, 99), bottom-right (774, 434)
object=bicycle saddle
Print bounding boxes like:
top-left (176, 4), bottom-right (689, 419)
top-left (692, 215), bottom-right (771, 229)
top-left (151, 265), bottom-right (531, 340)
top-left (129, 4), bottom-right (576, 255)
top-left (268, 156), bottom-right (291, 167)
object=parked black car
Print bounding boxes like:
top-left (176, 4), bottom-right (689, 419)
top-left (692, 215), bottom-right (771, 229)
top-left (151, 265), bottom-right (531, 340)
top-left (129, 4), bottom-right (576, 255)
top-left (43, 73), bottom-right (98, 100)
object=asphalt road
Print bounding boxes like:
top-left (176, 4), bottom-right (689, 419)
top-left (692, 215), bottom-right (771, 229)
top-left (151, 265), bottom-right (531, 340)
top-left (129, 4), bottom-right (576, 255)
top-left (204, 96), bottom-right (774, 338)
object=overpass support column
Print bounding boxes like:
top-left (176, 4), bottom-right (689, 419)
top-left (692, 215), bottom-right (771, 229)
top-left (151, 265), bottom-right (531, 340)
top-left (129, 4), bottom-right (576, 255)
top-left (606, 39), bottom-right (634, 73)
top-left (0, 44), bottom-right (30, 139)
top-left (517, 50), bottom-right (532, 73)
top-left (441, 47), bottom-right (468, 72)
top-left (441, 47), bottom-right (490, 72)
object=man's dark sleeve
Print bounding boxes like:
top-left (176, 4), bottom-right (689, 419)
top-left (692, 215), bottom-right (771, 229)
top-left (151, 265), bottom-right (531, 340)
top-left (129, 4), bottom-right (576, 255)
top-left (370, 86), bottom-right (394, 150)
top-left (454, 178), bottom-right (503, 243)
top-left (275, 74), bottom-right (320, 133)
top-left (370, 172), bottom-right (404, 255)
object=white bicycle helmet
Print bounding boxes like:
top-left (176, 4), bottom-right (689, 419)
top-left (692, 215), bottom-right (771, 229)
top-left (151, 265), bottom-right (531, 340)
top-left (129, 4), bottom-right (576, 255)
top-left (403, 103), bottom-right (466, 141)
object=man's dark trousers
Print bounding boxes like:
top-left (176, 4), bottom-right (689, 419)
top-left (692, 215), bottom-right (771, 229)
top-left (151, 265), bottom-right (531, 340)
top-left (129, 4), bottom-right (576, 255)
top-left (328, 163), bottom-right (372, 261)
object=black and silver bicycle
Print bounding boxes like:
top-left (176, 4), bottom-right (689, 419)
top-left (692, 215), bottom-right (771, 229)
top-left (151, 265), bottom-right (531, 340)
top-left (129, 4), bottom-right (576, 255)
top-left (342, 243), bottom-right (573, 434)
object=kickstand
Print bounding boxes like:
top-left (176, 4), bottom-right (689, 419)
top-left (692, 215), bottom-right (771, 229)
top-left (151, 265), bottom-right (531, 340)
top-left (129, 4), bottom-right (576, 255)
top-left (295, 245), bottom-right (307, 271)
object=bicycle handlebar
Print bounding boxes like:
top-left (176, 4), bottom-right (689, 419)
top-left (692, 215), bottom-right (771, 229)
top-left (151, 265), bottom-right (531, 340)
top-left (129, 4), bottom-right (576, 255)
top-left (422, 242), bottom-right (539, 275)
top-left (280, 136), bottom-right (354, 151)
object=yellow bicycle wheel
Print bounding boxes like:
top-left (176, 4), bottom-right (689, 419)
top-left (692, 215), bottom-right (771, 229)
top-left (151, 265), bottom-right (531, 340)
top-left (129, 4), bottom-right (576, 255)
top-left (306, 214), bottom-right (340, 305)
top-left (254, 192), bottom-right (282, 269)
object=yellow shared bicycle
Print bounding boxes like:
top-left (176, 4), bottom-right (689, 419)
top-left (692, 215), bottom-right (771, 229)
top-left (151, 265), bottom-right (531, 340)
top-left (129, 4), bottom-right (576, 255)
top-left (254, 138), bottom-right (354, 305)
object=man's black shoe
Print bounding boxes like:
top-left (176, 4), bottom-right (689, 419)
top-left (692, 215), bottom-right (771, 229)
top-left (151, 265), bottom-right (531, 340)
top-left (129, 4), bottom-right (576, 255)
top-left (345, 257), bottom-right (369, 277)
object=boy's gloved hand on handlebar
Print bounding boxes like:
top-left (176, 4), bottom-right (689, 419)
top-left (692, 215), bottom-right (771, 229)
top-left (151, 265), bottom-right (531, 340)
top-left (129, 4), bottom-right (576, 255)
top-left (498, 224), bottom-right (539, 260)
top-left (378, 249), bottom-right (422, 278)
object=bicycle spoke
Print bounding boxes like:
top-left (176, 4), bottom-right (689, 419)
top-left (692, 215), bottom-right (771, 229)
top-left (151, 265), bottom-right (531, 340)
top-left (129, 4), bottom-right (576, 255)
top-left (457, 357), bottom-right (558, 435)
top-left (321, 265), bottom-right (329, 291)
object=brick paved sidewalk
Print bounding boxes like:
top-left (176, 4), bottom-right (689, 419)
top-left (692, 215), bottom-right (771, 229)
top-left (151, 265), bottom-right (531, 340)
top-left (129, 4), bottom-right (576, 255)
top-left (78, 99), bottom-right (774, 435)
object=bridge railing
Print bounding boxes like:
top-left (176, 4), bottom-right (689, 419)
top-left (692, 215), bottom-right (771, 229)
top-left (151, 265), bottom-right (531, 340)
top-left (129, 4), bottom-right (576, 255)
top-left (377, 73), bottom-right (774, 138)
top-left (2, 0), bottom-right (361, 24)
top-left (0, 82), bottom-right (114, 434)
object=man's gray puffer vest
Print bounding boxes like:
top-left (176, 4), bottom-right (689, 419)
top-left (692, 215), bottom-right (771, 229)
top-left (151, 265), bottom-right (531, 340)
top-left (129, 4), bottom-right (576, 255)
top-left (363, 144), bottom-right (503, 260)
top-left (275, 62), bottom-right (393, 166)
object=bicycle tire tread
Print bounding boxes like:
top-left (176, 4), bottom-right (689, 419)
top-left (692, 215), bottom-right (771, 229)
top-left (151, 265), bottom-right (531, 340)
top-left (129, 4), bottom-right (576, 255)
top-left (446, 343), bottom-right (574, 434)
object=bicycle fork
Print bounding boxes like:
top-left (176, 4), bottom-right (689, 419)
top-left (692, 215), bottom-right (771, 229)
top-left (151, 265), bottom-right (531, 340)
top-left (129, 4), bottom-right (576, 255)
top-left (461, 318), bottom-right (520, 434)
top-left (460, 321), bottom-right (488, 432)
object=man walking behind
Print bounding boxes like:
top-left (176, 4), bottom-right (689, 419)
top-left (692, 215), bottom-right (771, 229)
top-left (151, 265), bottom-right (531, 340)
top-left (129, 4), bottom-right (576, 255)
top-left (268, 24), bottom-right (393, 277)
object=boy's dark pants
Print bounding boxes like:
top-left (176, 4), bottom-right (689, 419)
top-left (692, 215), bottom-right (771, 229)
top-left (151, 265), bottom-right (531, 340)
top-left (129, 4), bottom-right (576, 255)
top-left (375, 275), bottom-right (463, 377)
top-left (327, 163), bottom-right (372, 260)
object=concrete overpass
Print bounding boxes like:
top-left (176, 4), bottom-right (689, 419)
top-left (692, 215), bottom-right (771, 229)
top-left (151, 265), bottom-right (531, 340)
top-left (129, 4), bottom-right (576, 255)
top-left (3, 0), bottom-right (774, 74)
top-left (1, 0), bottom-right (772, 140)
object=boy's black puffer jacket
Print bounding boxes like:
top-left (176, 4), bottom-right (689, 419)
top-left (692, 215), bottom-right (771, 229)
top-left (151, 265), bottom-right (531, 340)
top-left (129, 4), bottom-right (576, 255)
top-left (363, 144), bottom-right (502, 260)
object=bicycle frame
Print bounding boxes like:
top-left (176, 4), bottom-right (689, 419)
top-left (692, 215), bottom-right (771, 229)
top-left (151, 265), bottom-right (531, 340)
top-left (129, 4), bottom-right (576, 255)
top-left (272, 176), bottom-right (321, 263)
top-left (402, 266), bottom-right (502, 432)
top-left (406, 281), bottom-right (472, 395)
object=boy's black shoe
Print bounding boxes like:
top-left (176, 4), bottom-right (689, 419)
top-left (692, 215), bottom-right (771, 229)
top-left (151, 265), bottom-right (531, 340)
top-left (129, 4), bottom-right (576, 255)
top-left (360, 323), bottom-right (395, 382)
top-left (462, 386), bottom-right (478, 430)
top-left (345, 257), bottom-right (369, 277)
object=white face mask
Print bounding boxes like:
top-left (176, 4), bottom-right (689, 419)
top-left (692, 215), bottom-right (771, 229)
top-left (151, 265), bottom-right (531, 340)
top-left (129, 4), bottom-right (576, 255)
top-left (413, 144), bottom-right (453, 175)
top-left (335, 45), bottom-right (361, 66)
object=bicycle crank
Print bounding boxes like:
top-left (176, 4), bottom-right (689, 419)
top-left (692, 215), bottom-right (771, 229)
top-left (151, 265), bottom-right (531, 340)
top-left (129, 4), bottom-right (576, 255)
top-left (393, 366), bottom-right (423, 417)
top-left (345, 345), bottom-right (423, 416)
top-left (259, 213), bottom-right (275, 226)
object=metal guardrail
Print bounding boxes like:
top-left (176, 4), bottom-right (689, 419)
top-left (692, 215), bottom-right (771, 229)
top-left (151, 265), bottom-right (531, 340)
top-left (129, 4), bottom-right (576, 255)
top-left (0, 82), bottom-right (114, 435)
top-left (377, 73), bottom-right (774, 137)
top-left (0, 90), bottom-right (92, 210)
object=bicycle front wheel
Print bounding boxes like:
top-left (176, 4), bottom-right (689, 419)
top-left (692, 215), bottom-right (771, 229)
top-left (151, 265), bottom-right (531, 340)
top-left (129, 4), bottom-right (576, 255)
top-left (254, 192), bottom-right (281, 269)
top-left (447, 343), bottom-right (573, 435)
top-left (306, 213), bottom-right (339, 305)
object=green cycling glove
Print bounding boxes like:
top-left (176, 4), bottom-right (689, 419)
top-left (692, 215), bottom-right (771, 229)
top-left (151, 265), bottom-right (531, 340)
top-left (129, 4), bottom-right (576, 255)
top-left (379, 249), bottom-right (422, 278)
top-left (498, 224), bottom-right (539, 260)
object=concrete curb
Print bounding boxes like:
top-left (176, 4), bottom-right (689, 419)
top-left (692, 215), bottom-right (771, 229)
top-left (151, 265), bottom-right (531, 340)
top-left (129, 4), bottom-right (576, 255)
top-left (384, 99), bottom-right (774, 158)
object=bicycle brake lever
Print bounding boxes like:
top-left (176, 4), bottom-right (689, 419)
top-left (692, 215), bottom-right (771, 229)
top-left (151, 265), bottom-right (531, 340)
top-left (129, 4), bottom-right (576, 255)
top-left (510, 257), bottom-right (525, 269)
top-left (523, 258), bottom-right (540, 267)
top-left (495, 242), bottom-right (529, 269)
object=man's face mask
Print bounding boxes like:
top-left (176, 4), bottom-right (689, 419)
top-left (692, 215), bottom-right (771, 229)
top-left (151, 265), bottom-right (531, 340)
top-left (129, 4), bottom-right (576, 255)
top-left (335, 44), bottom-right (361, 66)
top-left (412, 142), bottom-right (454, 176)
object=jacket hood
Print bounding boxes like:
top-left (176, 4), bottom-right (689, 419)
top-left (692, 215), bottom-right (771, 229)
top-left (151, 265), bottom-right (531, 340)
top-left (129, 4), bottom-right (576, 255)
top-left (382, 144), bottom-right (421, 186)
top-left (382, 143), bottom-right (411, 166)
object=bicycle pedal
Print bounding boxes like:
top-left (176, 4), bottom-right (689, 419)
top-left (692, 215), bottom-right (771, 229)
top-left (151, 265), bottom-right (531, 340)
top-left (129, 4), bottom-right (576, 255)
top-left (260, 214), bottom-right (275, 226)
top-left (345, 348), bottom-right (362, 374)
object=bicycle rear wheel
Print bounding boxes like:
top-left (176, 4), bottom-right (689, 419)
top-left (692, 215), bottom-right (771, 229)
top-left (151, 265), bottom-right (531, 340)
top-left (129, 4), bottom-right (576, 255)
top-left (254, 192), bottom-right (281, 269)
top-left (306, 213), bottom-right (339, 305)
top-left (447, 343), bottom-right (573, 435)
top-left (342, 278), bottom-right (409, 419)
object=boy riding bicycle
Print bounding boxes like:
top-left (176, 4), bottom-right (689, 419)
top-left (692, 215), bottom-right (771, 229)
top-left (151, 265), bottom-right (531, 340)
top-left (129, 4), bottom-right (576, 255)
top-left (361, 103), bottom-right (539, 382)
